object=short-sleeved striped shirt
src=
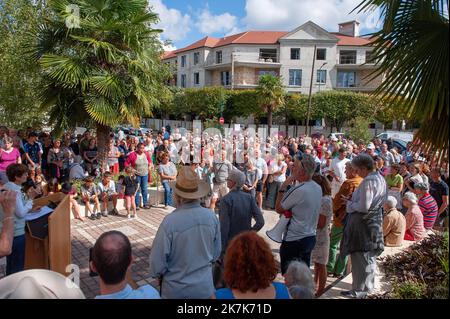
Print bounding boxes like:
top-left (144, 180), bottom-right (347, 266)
top-left (418, 193), bottom-right (438, 229)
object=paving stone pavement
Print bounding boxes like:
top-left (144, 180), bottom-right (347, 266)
top-left (70, 206), bottom-right (172, 299)
top-left (0, 205), bottom-right (339, 298)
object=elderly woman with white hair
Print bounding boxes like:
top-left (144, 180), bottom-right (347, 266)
top-left (382, 196), bottom-right (406, 247)
top-left (284, 260), bottom-right (315, 299)
top-left (402, 192), bottom-right (427, 241)
top-left (340, 154), bottom-right (387, 299)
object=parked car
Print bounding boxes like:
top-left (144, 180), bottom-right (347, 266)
top-left (381, 138), bottom-right (408, 153)
top-left (376, 131), bottom-right (414, 142)
top-left (328, 132), bottom-right (346, 140)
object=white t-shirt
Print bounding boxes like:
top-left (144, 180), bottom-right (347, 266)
top-left (330, 157), bottom-right (350, 195)
top-left (271, 161), bottom-right (287, 183)
top-left (330, 157), bottom-right (350, 183)
top-left (255, 157), bottom-right (268, 181)
top-left (97, 180), bottom-right (116, 194)
top-left (281, 180), bottom-right (323, 241)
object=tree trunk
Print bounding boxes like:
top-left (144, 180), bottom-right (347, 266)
top-left (285, 106), bottom-right (289, 137)
top-left (267, 106), bottom-right (273, 137)
top-left (96, 122), bottom-right (111, 174)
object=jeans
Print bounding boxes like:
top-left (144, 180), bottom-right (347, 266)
top-left (280, 235), bottom-right (316, 275)
top-left (6, 235), bottom-right (26, 275)
top-left (135, 174), bottom-right (149, 207)
top-left (327, 225), bottom-right (348, 276)
top-left (266, 181), bottom-right (281, 209)
top-left (162, 180), bottom-right (173, 207)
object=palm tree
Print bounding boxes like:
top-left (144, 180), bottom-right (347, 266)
top-left (28, 0), bottom-right (169, 170)
top-left (256, 74), bottom-right (285, 136)
top-left (354, 0), bottom-right (449, 162)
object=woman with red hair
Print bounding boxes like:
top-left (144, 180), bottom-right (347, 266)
top-left (215, 231), bottom-right (290, 299)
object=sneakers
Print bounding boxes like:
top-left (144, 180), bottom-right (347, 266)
top-left (110, 208), bottom-right (119, 216)
top-left (89, 214), bottom-right (96, 221)
top-left (143, 205), bottom-right (151, 209)
top-left (96, 213), bottom-right (102, 219)
top-left (101, 211), bottom-right (108, 217)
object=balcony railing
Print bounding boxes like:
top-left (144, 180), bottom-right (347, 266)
top-left (339, 56), bottom-right (357, 64)
top-left (205, 52), bottom-right (280, 66)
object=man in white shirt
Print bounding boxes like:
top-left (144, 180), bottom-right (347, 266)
top-left (275, 154), bottom-right (322, 274)
top-left (329, 147), bottom-right (350, 197)
top-left (340, 154), bottom-right (387, 299)
top-left (379, 143), bottom-right (395, 167)
top-left (253, 149), bottom-right (268, 209)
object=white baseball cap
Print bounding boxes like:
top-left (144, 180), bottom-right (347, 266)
top-left (367, 142), bottom-right (376, 150)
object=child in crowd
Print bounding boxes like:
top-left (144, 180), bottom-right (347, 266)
top-left (97, 172), bottom-right (119, 216)
top-left (122, 166), bottom-right (139, 219)
top-left (45, 177), bottom-right (60, 195)
top-left (61, 182), bottom-right (85, 221)
top-left (117, 175), bottom-right (125, 199)
top-left (80, 176), bottom-right (102, 220)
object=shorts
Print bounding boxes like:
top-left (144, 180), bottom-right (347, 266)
top-left (100, 192), bottom-right (117, 201)
top-left (212, 183), bottom-right (229, 199)
top-left (109, 163), bottom-right (119, 175)
top-left (256, 180), bottom-right (263, 192)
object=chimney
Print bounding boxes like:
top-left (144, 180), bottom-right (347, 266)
top-left (338, 20), bottom-right (360, 37)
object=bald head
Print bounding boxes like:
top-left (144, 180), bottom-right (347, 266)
top-left (92, 231), bottom-right (132, 285)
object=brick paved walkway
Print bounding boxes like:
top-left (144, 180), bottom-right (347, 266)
top-left (0, 206), bottom-right (171, 298)
top-left (71, 206), bottom-right (171, 298)
top-left (0, 206), bottom-right (340, 299)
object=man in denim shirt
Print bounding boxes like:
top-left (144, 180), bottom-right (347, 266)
top-left (149, 167), bottom-right (221, 299)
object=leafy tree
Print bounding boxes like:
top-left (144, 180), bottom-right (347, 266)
top-left (346, 116), bottom-right (372, 144)
top-left (183, 87), bottom-right (227, 120)
top-left (374, 96), bottom-right (410, 129)
top-left (256, 74), bottom-right (285, 135)
top-left (225, 90), bottom-right (261, 122)
top-left (314, 90), bottom-right (376, 132)
top-left (355, 0), bottom-right (449, 162)
top-left (0, 0), bottom-right (47, 128)
top-left (28, 0), bottom-right (169, 169)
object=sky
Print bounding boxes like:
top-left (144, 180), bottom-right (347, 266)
top-left (149, 0), bottom-right (383, 51)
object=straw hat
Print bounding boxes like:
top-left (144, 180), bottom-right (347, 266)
top-left (0, 269), bottom-right (85, 299)
top-left (171, 166), bottom-right (210, 199)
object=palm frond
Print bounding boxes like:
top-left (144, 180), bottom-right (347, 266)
top-left (40, 54), bottom-right (91, 88)
top-left (355, 0), bottom-right (449, 162)
top-left (85, 96), bottom-right (123, 126)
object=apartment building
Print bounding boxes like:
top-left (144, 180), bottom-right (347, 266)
top-left (162, 20), bottom-right (383, 93)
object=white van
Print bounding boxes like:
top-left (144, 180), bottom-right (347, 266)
top-left (376, 131), bottom-right (414, 142)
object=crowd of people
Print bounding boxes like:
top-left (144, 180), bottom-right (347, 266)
top-left (0, 123), bottom-right (448, 299)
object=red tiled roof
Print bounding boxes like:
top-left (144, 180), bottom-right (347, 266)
top-left (162, 51), bottom-right (177, 59)
top-left (331, 33), bottom-right (375, 46)
top-left (162, 29), bottom-right (374, 60)
top-left (215, 31), bottom-right (288, 47)
top-left (173, 36), bottom-right (220, 55)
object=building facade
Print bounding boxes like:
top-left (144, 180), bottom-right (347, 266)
top-left (162, 21), bottom-right (383, 94)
